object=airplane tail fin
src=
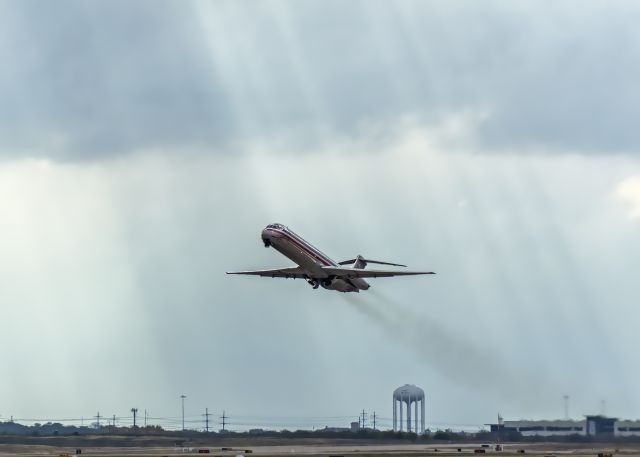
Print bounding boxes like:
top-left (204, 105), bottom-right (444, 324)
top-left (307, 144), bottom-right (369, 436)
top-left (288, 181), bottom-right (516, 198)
top-left (338, 255), bottom-right (407, 269)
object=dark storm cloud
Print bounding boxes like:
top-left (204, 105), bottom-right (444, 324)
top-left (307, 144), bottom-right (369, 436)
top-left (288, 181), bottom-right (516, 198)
top-left (1, 0), bottom-right (640, 160)
top-left (0, 0), bottom-right (232, 159)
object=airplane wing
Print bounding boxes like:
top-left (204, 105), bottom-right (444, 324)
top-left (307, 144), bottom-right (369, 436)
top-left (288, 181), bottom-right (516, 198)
top-left (321, 266), bottom-right (435, 279)
top-left (226, 267), bottom-right (307, 279)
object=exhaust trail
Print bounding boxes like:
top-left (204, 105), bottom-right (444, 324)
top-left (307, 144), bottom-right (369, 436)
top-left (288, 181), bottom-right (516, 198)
top-left (342, 289), bottom-right (553, 403)
top-left (341, 293), bottom-right (390, 324)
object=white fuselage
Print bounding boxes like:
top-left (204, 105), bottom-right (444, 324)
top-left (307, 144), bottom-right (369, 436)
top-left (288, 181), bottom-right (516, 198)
top-left (261, 224), bottom-right (370, 293)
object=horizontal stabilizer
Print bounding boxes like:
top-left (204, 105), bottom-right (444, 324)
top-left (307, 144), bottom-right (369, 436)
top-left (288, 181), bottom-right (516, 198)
top-left (338, 258), bottom-right (407, 267)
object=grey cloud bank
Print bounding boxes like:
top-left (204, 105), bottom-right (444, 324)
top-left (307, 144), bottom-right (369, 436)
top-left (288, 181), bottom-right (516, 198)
top-left (1, 1), bottom-right (640, 160)
top-left (0, 1), bottom-right (229, 158)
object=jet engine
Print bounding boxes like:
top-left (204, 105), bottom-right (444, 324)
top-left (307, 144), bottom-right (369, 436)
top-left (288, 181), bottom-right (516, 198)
top-left (320, 277), bottom-right (359, 293)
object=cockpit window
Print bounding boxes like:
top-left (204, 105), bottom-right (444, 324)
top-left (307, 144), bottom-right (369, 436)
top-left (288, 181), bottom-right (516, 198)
top-left (268, 223), bottom-right (285, 230)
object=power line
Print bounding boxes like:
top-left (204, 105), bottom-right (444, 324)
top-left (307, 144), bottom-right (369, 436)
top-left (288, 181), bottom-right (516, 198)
top-left (6, 411), bottom-right (487, 433)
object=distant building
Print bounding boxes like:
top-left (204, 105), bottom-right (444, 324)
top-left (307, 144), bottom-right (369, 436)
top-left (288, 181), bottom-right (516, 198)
top-left (489, 420), bottom-right (586, 437)
top-left (321, 426), bottom-right (351, 432)
top-left (586, 415), bottom-right (616, 436)
top-left (488, 416), bottom-right (640, 437)
top-left (320, 423), bottom-right (369, 433)
top-left (615, 420), bottom-right (640, 437)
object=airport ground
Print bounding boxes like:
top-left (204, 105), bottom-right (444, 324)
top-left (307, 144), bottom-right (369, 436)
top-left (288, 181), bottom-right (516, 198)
top-left (0, 438), bottom-right (638, 457)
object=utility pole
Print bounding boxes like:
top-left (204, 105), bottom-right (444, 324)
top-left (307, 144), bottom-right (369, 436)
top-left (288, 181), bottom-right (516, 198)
top-left (113, 415), bottom-right (116, 430)
top-left (144, 409), bottom-right (147, 428)
top-left (181, 395), bottom-right (187, 431)
top-left (220, 410), bottom-right (227, 432)
top-left (95, 412), bottom-right (101, 429)
top-left (204, 408), bottom-right (211, 432)
top-left (131, 408), bottom-right (138, 428)
top-left (372, 411), bottom-right (377, 431)
top-left (361, 409), bottom-right (367, 430)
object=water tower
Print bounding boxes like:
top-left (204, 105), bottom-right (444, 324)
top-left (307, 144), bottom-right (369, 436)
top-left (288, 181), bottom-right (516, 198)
top-left (393, 384), bottom-right (426, 433)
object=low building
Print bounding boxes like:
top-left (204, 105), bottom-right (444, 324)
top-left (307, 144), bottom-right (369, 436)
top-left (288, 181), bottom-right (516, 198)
top-left (490, 420), bottom-right (586, 437)
top-left (489, 416), bottom-right (640, 437)
top-left (321, 426), bottom-right (351, 432)
top-left (614, 420), bottom-right (640, 437)
top-left (586, 415), bottom-right (616, 436)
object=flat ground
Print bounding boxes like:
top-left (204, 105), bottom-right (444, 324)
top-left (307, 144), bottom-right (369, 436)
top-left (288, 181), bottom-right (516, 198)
top-left (0, 441), bottom-right (636, 457)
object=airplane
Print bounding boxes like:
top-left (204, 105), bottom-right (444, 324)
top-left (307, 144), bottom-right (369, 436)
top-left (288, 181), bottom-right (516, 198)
top-left (226, 223), bottom-right (435, 293)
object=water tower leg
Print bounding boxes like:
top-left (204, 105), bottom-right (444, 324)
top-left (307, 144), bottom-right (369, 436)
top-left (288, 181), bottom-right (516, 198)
top-left (407, 400), bottom-right (412, 433)
top-left (421, 397), bottom-right (426, 434)
top-left (415, 400), bottom-right (418, 433)
top-left (400, 397), bottom-right (403, 432)
top-left (393, 398), bottom-right (397, 432)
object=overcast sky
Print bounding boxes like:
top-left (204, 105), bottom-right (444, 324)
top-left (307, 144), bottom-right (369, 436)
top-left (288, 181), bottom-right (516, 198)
top-left (1, 0), bottom-right (640, 431)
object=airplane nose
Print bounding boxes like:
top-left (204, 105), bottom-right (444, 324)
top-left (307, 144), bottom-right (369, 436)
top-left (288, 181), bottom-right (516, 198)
top-left (262, 226), bottom-right (284, 247)
top-left (262, 228), bottom-right (275, 247)
top-left (261, 229), bottom-right (271, 247)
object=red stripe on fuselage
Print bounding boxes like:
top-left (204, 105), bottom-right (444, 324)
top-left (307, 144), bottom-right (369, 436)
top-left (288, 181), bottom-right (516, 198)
top-left (283, 228), bottom-right (337, 265)
top-left (268, 228), bottom-right (337, 267)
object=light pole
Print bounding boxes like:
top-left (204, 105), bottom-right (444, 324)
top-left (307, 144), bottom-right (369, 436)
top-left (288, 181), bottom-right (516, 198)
top-left (180, 395), bottom-right (186, 431)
